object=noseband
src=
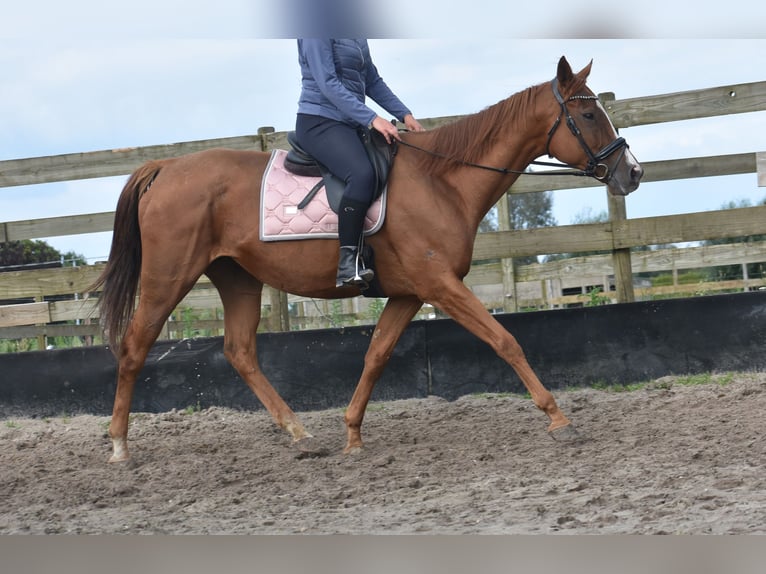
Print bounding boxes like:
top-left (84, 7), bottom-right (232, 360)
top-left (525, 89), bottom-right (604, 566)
top-left (545, 78), bottom-right (628, 183)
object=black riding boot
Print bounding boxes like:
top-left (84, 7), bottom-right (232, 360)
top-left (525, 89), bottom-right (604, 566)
top-left (336, 245), bottom-right (374, 287)
top-left (336, 197), bottom-right (374, 287)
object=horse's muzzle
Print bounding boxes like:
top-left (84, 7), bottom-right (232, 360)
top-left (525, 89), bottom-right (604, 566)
top-left (608, 149), bottom-right (643, 196)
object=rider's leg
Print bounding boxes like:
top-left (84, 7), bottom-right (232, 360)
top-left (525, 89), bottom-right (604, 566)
top-left (295, 114), bottom-right (375, 286)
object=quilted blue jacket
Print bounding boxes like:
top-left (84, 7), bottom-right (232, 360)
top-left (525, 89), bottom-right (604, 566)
top-left (296, 39), bottom-right (411, 128)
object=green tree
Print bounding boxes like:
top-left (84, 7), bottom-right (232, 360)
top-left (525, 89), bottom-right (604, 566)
top-left (61, 250), bottom-right (88, 266)
top-left (507, 191), bottom-right (557, 231)
top-left (507, 191), bottom-right (556, 266)
top-left (0, 239), bottom-right (61, 268)
top-left (0, 240), bottom-right (87, 268)
top-left (479, 191), bottom-right (557, 235)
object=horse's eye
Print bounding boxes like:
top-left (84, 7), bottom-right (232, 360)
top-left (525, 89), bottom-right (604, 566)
top-left (583, 112), bottom-right (595, 120)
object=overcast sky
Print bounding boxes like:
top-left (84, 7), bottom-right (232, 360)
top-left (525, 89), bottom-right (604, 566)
top-left (2, 3), bottom-right (765, 261)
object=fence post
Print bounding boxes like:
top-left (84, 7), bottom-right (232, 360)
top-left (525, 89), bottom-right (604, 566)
top-left (261, 285), bottom-right (290, 332)
top-left (496, 193), bottom-right (518, 312)
top-left (600, 92), bottom-right (635, 304)
top-left (607, 191), bottom-right (635, 303)
top-left (34, 296), bottom-right (46, 350)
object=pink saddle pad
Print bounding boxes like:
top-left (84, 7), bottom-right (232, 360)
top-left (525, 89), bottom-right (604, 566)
top-left (260, 149), bottom-right (386, 242)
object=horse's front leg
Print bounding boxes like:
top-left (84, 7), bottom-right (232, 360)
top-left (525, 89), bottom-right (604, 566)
top-left (344, 295), bottom-right (423, 453)
top-left (426, 278), bottom-right (576, 439)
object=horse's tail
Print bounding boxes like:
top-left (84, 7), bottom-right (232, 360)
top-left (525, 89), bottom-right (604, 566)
top-left (89, 161), bottom-right (162, 355)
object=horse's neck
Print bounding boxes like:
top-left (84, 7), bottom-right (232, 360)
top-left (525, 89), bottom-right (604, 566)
top-left (448, 131), bottom-right (545, 229)
top-left (441, 86), bottom-right (549, 227)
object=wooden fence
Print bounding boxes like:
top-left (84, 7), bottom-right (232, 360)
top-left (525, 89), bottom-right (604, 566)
top-left (2, 80), bottom-right (766, 347)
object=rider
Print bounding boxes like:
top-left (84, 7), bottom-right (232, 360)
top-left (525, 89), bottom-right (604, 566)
top-left (295, 39), bottom-right (425, 287)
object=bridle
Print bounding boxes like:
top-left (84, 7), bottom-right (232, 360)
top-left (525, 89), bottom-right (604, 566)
top-left (544, 78), bottom-right (628, 183)
top-left (397, 78), bottom-right (629, 183)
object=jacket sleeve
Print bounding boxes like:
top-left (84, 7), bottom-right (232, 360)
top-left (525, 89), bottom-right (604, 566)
top-left (364, 60), bottom-right (412, 123)
top-left (300, 39), bottom-right (377, 127)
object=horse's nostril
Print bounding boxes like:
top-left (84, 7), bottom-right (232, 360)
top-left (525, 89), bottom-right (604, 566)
top-left (632, 165), bottom-right (644, 182)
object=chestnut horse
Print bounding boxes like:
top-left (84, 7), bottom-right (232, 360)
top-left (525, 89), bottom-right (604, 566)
top-left (93, 57), bottom-right (642, 462)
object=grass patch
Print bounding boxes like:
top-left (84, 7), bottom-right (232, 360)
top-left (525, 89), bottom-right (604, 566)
top-left (5, 420), bottom-right (20, 429)
top-left (589, 372), bottom-right (737, 393)
top-left (182, 401), bottom-right (203, 415)
top-left (365, 403), bottom-right (388, 413)
top-left (590, 380), bottom-right (647, 393)
top-left (674, 372), bottom-right (734, 387)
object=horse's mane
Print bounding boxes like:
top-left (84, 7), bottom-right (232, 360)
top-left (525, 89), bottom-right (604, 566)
top-left (409, 83), bottom-right (540, 175)
top-left (410, 75), bottom-right (587, 175)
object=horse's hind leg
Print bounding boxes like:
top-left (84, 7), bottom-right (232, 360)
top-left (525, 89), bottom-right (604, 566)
top-left (344, 295), bottom-right (423, 453)
top-left (205, 258), bottom-right (319, 451)
top-left (109, 277), bottom-right (202, 462)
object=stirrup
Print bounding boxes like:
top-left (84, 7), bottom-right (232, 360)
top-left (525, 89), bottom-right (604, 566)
top-left (336, 246), bottom-right (374, 288)
top-left (336, 267), bottom-right (374, 288)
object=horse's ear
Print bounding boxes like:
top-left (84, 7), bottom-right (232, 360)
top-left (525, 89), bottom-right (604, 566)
top-left (575, 59), bottom-right (594, 83)
top-left (557, 56), bottom-right (574, 85)
top-left (558, 57), bottom-right (593, 93)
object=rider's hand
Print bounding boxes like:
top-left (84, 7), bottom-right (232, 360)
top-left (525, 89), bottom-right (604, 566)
top-left (402, 114), bottom-right (425, 133)
top-left (370, 116), bottom-right (401, 144)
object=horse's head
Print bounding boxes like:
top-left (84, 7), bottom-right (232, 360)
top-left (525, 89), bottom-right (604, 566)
top-left (544, 57), bottom-right (643, 196)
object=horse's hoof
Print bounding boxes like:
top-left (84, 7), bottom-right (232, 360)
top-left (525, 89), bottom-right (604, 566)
top-left (294, 436), bottom-right (329, 458)
top-left (109, 437), bottom-right (130, 463)
top-left (343, 444), bottom-right (364, 455)
top-left (548, 424), bottom-right (584, 444)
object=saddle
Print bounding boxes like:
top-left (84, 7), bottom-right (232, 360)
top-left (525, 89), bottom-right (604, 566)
top-left (284, 128), bottom-right (396, 213)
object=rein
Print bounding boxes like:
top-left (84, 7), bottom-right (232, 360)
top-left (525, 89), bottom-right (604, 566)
top-left (397, 139), bottom-right (588, 177)
top-left (397, 78), bottom-right (629, 183)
